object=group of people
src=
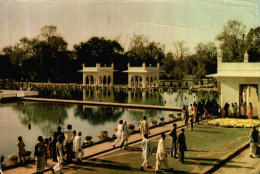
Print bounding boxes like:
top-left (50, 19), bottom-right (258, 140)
top-left (16, 124), bottom-right (84, 174)
top-left (224, 102), bottom-right (253, 119)
top-left (139, 118), bottom-right (187, 173)
top-left (113, 120), bottom-right (130, 149)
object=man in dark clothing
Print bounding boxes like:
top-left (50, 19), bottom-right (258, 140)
top-left (224, 102), bottom-right (230, 117)
top-left (53, 126), bottom-right (65, 162)
top-left (169, 123), bottom-right (177, 158)
top-left (249, 126), bottom-right (259, 157)
top-left (177, 129), bottom-right (186, 163)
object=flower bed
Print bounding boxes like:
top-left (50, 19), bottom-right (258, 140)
top-left (208, 118), bottom-right (260, 128)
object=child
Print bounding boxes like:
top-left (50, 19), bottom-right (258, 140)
top-left (17, 136), bottom-right (26, 163)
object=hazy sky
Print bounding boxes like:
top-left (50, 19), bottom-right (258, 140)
top-left (0, 0), bottom-right (259, 53)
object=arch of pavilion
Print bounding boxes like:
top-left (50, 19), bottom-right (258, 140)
top-left (123, 63), bottom-right (160, 88)
top-left (79, 63), bottom-right (116, 86)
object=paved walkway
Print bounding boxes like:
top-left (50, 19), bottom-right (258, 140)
top-left (3, 119), bottom-right (185, 174)
top-left (214, 148), bottom-right (260, 174)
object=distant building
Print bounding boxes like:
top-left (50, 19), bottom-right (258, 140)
top-left (123, 63), bottom-right (160, 88)
top-left (79, 63), bottom-right (116, 86)
top-left (207, 49), bottom-right (260, 118)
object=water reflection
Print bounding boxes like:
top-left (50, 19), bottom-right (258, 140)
top-left (74, 105), bottom-right (123, 125)
top-left (14, 102), bottom-right (69, 137)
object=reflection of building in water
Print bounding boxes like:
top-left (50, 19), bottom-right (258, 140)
top-left (207, 49), bottom-right (260, 118)
top-left (82, 88), bottom-right (115, 102)
top-left (123, 63), bottom-right (160, 88)
top-left (79, 63), bottom-right (116, 86)
top-left (128, 91), bottom-right (160, 105)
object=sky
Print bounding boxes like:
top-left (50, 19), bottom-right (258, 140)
top-left (0, 0), bottom-right (259, 53)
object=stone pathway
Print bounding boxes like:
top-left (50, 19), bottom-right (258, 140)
top-left (214, 148), bottom-right (260, 174)
top-left (3, 119), bottom-right (185, 174)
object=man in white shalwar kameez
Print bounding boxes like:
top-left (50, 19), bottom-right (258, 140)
top-left (140, 116), bottom-right (149, 138)
top-left (113, 120), bottom-right (124, 148)
top-left (121, 120), bottom-right (130, 148)
top-left (73, 132), bottom-right (84, 162)
top-left (155, 133), bottom-right (172, 173)
top-left (141, 134), bottom-right (152, 171)
top-left (51, 135), bottom-right (64, 174)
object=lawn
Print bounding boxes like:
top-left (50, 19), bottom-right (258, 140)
top-left (62, 123), bottom-right (251, 174)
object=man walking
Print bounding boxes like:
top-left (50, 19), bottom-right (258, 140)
top-left (113, 120), bottom-right (124, 148)
top-left (140, 116), bottom-right (150, 138)
top-left (35, 136), bottom-right (45, 174)
top-left (62, 125), bottom-right (74, 162)
top-left (155, 133), bottom-right (173, 173)
top-left (140, 134), bottom-right (152, 171)
top-left (169, 123), bottom-right (177, 158)
top-left (177, 129), bottom-right (186, 163)
top-left (121, 120), bottom-right (130, 149)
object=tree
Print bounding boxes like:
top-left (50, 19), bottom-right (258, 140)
top-left (216, 20), bottom-right (247, 62)
top-left (73, 37), bottom-right (127, 84)
top-left (2, 25), bottom-right (74, 82)
top-left (126, 35), bottom-right (165, 66)
top-left (194, 42), bottom-right (217, 75)
top-left (246, 27), bottom-right (260, 62)
top-left (172, 40), bottom-right (189, 80)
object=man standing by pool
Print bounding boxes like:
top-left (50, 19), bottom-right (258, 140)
top-left (62, 124), bottom-right (74, 162)
top-left (140, 116), bottom-right (150, 138)
top-left (249, 126), bottom-right (258, 157)
top-left (169, 123), bottom-right (178, 158)
top-left (177, 129), bottom-right (187, 163)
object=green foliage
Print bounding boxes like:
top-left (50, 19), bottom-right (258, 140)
top-left (246, 27), bottom-right (260, 62)
top-left (126, 35), bottom-right (165, 66)
top-left (216, 20), bottom-right (247, 62)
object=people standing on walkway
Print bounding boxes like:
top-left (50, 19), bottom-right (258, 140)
top-left (234, 102), bottom-right (238, 117)
top-left (224, 102), bottom-right (230, 117)
top-left (197, 100), bottom-right (204, 120)
top-left (53, 126), bottom-right (65, 162)
top-left (44, 138), bottom-right (50, 164)
top-left (73, 132), bottom-right (84, 162)
top-left (184, 105), bottom-right (189, 127)
top-left (51, 135), bottom-right (65, 174)
top-left (17, 136), bottom-right (26, 163)
top-left (140, 116), bottom-right (150, 138)
top-left (177, 129), bottom-right (186, 163)
top-left (155, 133), bottom-right (172, 173)
top-left (34, 136), bottom-right (45, 174)
top-left (49, 137), bottom-right (53, 160)
top-left (189, 116), bottom-right (194, 131)
top-left (169, 123), bottom-right (177, 158)
top-left (62, 125), bottom-right (74, 162)
top-left (121, 120), bottom-right (130, 149)
top-left (249, 126), bottom-right (258, 158)
top-left (193, 103), bottom-right (199, 124)
top-left (113, 120), bottom-right (124, 148)
top-left (248, 102), bottom-right (253, 119)
top-left (140, 134), bottom-right (152, 171)
top-left (243, 102), bottom-right (247, 117)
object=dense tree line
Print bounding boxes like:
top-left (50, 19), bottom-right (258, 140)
top-left (0, 20), bottom-right (259, 83)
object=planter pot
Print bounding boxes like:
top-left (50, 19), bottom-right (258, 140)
top-left (98, 137), bottom-right (108, 142)
top-left (8, 159), bottom-right (18, 166)
top-left (151, 122), bottom-right (157, 127)
top-left (129, 129), bottom-right (135, 134)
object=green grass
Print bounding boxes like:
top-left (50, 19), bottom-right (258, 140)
top-left (64, 123), bottom-right (250, 174)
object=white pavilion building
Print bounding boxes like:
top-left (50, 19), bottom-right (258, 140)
top-left (207, 49), bottom-right (260, 118)
top-left (123, 63), bottom-right (160, 88)
top-left (79, 63), bottom-right (116, 86)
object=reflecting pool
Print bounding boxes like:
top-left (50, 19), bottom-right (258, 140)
top-left (0, 91), bottom-right (218, 163)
